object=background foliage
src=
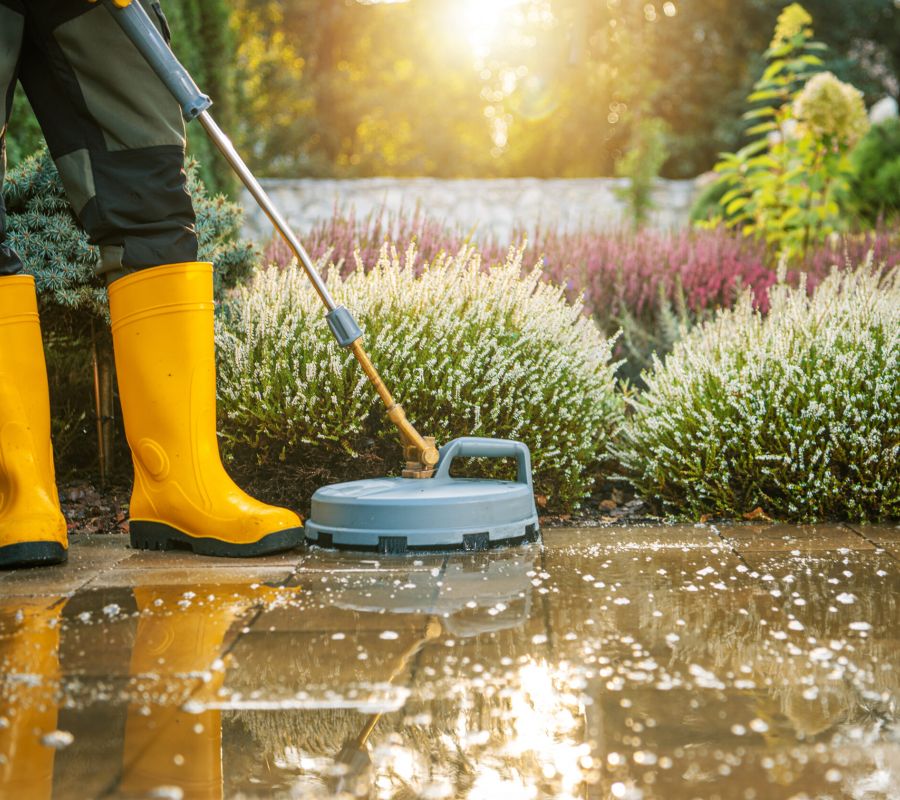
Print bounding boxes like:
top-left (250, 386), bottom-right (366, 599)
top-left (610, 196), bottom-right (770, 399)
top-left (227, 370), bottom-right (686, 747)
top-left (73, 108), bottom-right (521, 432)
top-left (232, 0), bottom-right (898, 180)
top-left (9, 0), bottom-right (895, 182)
top-left (702, 5), bottom-right (871, 258)
top-left (843, 118), bottom-right (900, 224)
top-left (164, 0), bottom-right (238, 194)
top-left (619, 263), bottom-right (900, 522)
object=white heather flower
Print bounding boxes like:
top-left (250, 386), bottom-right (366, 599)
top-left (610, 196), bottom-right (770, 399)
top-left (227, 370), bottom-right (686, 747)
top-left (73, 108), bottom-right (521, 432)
top-left (216, 245), bottom-right (623, 507)
top-left (619, 261), bottom-right (899, 522)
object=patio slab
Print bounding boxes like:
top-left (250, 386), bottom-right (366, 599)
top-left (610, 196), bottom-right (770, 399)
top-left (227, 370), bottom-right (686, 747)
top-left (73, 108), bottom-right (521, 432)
top-left (716, 522), bottom-right (875, 557)
top-left (845, 523), bottom-right (900, 562)
top-left (0, 533), bottom-right (132, 595)
top-left (0, 525), bottom-right (897, 799)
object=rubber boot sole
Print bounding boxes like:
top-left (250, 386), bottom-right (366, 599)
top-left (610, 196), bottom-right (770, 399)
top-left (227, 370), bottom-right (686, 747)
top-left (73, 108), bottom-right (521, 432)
top-left (129, 521), bottom-right (304, 557)
top-left (0, 541), bottom-right (68, 569)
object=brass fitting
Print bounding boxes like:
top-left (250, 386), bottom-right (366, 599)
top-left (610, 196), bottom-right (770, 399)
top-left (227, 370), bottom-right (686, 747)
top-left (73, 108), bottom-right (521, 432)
top-left (349, 340), bottom-right (439, 479)
top-left (389, 405), bottom-right (439, 478)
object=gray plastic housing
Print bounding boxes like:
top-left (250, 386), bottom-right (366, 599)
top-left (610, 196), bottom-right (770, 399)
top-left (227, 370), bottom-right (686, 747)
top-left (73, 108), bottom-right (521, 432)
top-left (325, 305), bottom-right (363, 347)
top-left (305, 437), bottom-right (540, 552)
top-left (105, 0), bottom-right (212, 121)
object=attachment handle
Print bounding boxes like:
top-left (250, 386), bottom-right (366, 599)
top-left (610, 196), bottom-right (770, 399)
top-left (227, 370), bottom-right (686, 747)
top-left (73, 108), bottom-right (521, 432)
top-left (104, 0), bottom-right (211, 120)
top-left (434, 437), bottom-right (533, 486)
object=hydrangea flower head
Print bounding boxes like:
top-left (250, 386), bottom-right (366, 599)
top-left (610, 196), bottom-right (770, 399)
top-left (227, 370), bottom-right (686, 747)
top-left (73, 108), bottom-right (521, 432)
top-left (793, 72), bottom-right (870, 148)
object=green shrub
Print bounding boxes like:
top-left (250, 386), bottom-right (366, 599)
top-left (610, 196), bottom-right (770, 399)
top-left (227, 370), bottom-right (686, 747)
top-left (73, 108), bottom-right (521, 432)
top-left (619, 263), bottom-right (899, 522)
top-left (215, 246), bottom-right (624, 510)
top-left (614, 116), bottom-right (670, 229)
top-left (3, 150), bottom-right (257, 318)
top-left (706, 4), bottom-right (869, 259)
top-left (844, 118), bottom-right (900, 224)
top-left (616, 277), bottom-right (713, 381)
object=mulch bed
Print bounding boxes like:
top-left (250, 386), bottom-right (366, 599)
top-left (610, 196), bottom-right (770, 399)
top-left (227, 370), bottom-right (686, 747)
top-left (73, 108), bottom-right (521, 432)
top-left (61, 480), bottom-right (131, 536)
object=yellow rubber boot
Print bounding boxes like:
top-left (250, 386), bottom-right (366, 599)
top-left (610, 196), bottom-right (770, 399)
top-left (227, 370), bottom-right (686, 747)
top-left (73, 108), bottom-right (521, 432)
top-left (120, 584), bottom-right (281, 799)
top-left (108, 263), bottom-right (302, 557)
top-left (0, 597), bottom-right (66, 800)
top-left (0, 276), bottom-right (67, 569)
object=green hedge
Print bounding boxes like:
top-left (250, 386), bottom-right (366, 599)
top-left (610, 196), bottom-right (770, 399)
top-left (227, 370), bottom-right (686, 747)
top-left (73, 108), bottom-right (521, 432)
top-left (845, 118), bottom-right (900, 224)
top-left (619, 263), bottom-right (899, 522)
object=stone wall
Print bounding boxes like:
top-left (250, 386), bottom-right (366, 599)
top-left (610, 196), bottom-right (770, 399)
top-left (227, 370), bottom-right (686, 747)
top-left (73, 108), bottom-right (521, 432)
top-left (240, 177), bottom-right (699, 243)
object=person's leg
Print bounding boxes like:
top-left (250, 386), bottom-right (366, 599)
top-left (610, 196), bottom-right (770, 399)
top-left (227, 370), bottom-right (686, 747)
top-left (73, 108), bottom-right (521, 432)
top-left (0, 0), bottom-right (26, 277)
top-left (0, 276), bottom-right (69, 569)
top-left (17, 0), bottom-right (196, 281)
top-left (0, 0), bottom-right (68, 570)
top-left (20, 1), bottom-right (302, 557)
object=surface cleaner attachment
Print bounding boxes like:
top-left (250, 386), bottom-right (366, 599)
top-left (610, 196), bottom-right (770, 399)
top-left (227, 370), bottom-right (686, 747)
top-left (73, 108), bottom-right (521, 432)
top-left (107, 0), bottom-right (541, 554)
top-left (305, 438), bottom-right (540, 553)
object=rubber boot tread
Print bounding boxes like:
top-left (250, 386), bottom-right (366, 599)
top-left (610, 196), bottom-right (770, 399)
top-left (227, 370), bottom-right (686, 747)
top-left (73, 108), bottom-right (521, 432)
top-left (130, 520), bottom-right (303, 557)
top-left (0, 541), bottom-right (68, 569)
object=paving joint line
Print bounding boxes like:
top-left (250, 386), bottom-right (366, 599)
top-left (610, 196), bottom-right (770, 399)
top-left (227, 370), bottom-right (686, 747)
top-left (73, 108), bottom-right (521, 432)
top-left (841, 521), bottom-right (899, 565)
top-left (708, 524), bottom-right (752, 570)
top-left (75, 547), bottom-right (136, 593)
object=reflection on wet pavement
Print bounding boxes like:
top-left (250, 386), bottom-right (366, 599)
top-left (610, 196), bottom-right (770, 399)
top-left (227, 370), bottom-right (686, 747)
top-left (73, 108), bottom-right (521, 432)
top-left (0, 524), bottom-right (897, 799)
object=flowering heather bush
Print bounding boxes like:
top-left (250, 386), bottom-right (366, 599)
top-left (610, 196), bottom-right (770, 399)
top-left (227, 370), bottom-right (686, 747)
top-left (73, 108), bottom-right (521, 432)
top-left (269, 212), bottom-right (777, 349)
top-left (801, 228), bottom-right (900, 279)
top-left (264, 207), bottom-right (900, 379)
top-left (267, 207), bottom-right (900, 320)
top-left (268, 210), bottom-right (777, 318)
top-left (619, 263), bottom-right (899, 522)
top-left (528, 225), bottom-right (774, 316)
top-left (264, 205), bottom-right (475, 276)
top-left (216, 246), bottom-right (623, 510)
top-left (528, 226), bottom-right (781, 383)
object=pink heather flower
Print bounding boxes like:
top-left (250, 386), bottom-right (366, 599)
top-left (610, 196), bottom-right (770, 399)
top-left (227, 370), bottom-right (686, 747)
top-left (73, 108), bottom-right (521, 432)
top-left (262, 207), bottom-right (900, 331)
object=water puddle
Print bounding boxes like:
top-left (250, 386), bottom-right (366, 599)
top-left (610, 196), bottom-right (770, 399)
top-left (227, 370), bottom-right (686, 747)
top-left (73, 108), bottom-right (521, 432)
top-left (0, 525), bottom-right (897, 798)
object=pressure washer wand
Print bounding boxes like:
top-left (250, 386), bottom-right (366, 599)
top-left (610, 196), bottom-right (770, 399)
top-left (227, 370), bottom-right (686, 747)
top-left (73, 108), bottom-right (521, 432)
top-left (106, 0), bottom-right (439, 478)
top-left (328, 618), bottom-right (442, 796)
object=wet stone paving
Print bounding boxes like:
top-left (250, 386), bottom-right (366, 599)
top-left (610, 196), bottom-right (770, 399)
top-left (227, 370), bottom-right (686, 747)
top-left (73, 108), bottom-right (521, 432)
top-left (0, 523), bottom-right (898, 799)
